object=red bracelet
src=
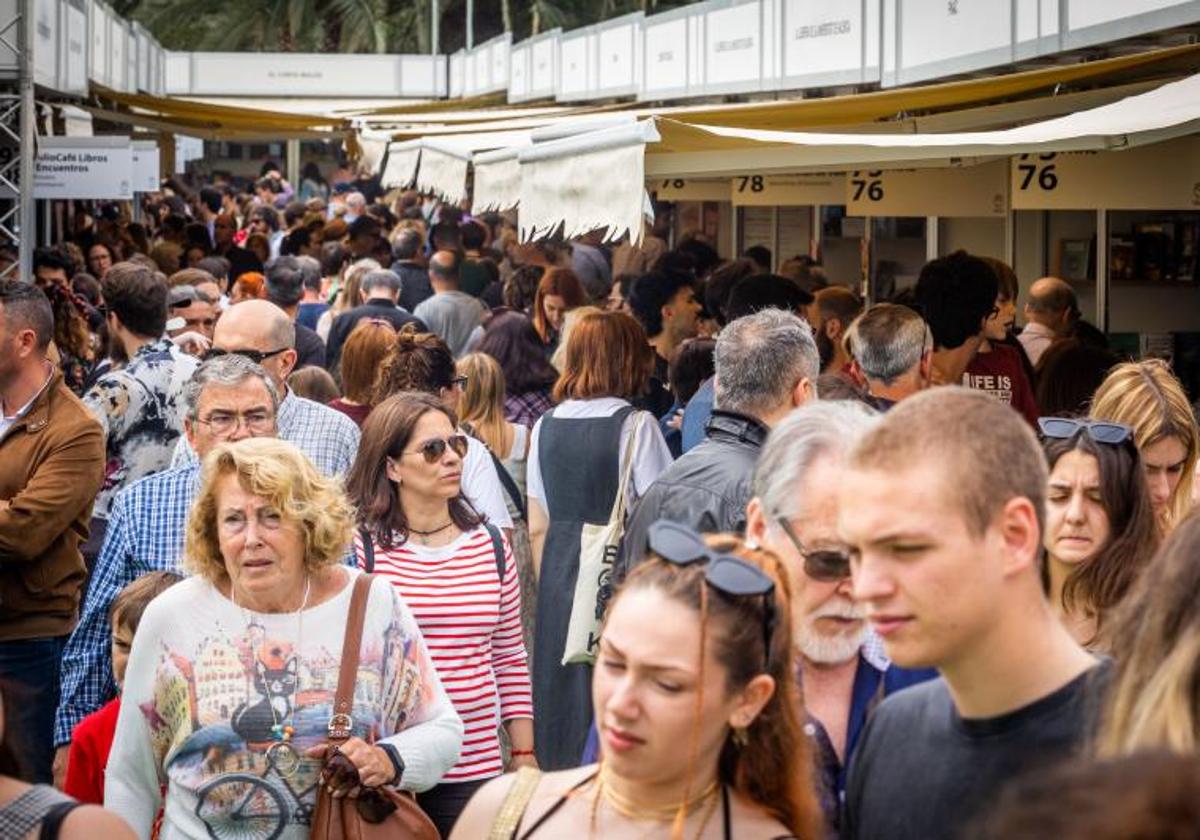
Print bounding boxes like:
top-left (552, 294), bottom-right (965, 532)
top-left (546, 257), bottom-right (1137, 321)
top-left (510, 749), bottom-right (536, 757)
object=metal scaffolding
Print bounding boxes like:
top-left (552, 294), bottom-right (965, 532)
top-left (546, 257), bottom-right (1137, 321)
top-left (0, 0), bottom-right (35, 281)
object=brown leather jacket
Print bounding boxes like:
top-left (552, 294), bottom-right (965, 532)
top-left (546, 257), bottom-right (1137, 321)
top-left (0, 366), bottom-right (104, 641)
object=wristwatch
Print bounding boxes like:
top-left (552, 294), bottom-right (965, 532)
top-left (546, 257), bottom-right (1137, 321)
top-left (378, 743), bottom-right (406, 786)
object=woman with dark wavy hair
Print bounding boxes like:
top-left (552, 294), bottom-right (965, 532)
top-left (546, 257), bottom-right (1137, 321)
top-left (1039, 417), bottom-right (1160, 650)
top-left (476, 311), bottom-right (559, 428)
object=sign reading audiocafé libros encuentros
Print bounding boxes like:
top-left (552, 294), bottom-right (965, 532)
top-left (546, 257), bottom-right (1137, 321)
top-left (32, 136), bottom-right (133, 200)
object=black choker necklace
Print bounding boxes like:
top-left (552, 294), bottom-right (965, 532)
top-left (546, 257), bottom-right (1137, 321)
top-left (409, 520), bottom-right (454, 537)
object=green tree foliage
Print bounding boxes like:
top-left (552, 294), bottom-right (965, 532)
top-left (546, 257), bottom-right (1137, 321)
top-left (123, 0), bottom-right (694, 54)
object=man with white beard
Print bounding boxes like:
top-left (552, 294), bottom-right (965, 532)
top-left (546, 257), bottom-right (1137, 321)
top-left (745, 400), bottom-right (935, 830)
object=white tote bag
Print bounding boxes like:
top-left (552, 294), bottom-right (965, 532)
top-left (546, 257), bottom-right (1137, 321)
top-left (561, 412), bottom-right (645, 666)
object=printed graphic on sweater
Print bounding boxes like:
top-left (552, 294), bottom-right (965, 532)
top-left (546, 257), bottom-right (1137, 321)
top-left (138, 616), bottom-right (425, 837)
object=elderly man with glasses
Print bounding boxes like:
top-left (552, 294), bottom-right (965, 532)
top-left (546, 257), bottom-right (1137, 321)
top-left (169, 299), bottom-right (360, 477)
top-left (743, 400), bottom-right (935, 834)
top-left (53, 355), bottom-right (283, 786)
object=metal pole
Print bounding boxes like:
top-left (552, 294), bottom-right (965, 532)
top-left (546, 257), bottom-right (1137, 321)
top-left (17, 0), bottom-right (34, 280)
top-left (431, 0), bottom-right (439, 56)
top-left (466, 0), bottom-right (474, 49)
top-left (1095, 209), bottom-right (1109, 332)
top-left (285, 138), bottom-right (300, 189)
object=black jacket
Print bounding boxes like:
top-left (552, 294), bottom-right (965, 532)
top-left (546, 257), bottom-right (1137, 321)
top-left (394, 261), bottom-right (435, 314)
top-left (325, 299), bottom-right (426, 373)
top-left (619, 410), bottom-right (768, 576)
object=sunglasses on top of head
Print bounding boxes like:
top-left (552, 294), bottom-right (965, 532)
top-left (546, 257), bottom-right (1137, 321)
top-left (398, 434), bottom-right (469, 464)
top-left (647, 519), bottom-right (776, 671)
top-left (1038, 417), bottom-right (1134, 446)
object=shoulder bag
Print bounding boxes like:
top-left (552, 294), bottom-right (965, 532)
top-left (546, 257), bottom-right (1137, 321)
top-left (561, 411), bottom-right (645, 665)
top-left (309, 573), bottom-right (440, 840)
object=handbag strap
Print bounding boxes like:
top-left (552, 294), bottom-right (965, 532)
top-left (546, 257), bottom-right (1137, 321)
top-left (487, 766), bottom-right (543, 840)
top-left (606, 411), bottom-right (645, 524)
top-left (329, 573), bottom-right (375, 743)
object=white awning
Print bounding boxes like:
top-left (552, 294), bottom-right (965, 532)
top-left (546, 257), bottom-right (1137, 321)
top-left (647, 71), bottom-right (1200, 177)
top-left (380, 140), bottom-right (422, 189)
top-left (518, 119), bottom-right (660, 244)
top-left (472, 146), bottom-right (523, 213)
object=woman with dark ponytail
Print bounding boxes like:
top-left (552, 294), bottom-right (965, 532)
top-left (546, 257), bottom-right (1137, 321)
top-left (451, 525), bottom-right (824, 840)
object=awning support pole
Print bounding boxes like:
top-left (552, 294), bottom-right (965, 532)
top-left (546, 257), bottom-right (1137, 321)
top-left (1095, 209), bottom-right (1109, 332)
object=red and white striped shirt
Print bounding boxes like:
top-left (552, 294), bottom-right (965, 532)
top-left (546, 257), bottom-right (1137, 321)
top-left (356, 526), bottom-right (533, 782)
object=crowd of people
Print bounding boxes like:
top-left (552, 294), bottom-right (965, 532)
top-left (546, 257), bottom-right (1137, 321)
top-left (2, 163), bottom-right (1200, 839)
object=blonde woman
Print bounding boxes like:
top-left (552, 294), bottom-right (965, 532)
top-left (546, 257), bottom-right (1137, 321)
top-left (316, 257), bottom-right (380, 341)
top-left (549, 305), bottom-right (602, 373)
top-left (105, 437), bottom-right (462, 838)
top-left (1090, 360), bottom-right (1199, 532)
top-left (1098, 510), bottom-right (1200, 756)
top-left (457, 352), bottom-right (537, 660)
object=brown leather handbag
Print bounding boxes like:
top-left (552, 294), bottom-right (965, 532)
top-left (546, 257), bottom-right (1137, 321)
top-left (309, 573), bottom-right (440, 840)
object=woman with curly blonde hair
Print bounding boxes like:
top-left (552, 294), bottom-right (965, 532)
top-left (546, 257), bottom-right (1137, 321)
top-left (1090, 359), bottom-right (1199, 532)
top-left (105, 437), bottom-right (463, 839)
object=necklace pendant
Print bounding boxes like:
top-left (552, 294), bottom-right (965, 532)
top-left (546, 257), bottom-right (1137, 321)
top-left (267, 741), bottom-right (301, 776)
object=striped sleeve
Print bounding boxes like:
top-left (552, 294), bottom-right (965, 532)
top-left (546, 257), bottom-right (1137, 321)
top-left (491, 535), bottom-right (533, 722)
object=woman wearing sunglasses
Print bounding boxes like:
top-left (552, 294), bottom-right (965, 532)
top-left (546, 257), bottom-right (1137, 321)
top-left (370, 327), bottom-right (515, 533)
top-left (451, 521), bottom-right (823, 839)
top-left (1039, 417), bottom-right (1160, 650)
top-left (346, 392), bottom-right (535, 839)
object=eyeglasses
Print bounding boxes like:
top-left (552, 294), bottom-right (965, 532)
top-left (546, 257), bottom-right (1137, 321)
top-left (202, 346), bottom-right (290, 365)
top-left (1038, 417), bottom-right (1134, 446)
top-left (647, 519), bottom-right (776, 671)
top-left (400, 434), bottom-right (469, 464)
top-left (195, 408), bottom-right (274, 436)
top-left (775, 518), bottom-right (852, 583)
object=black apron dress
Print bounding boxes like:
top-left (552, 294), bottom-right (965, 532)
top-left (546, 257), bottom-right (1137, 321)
top-left (532, 403), bottom-right (635, 770)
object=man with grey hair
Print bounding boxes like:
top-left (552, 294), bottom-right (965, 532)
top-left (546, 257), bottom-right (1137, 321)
top-left (170, 299), bottom-right (360, 477)
top-left (744, 401), bottom-right (934, 829)
top-left (325, 268), bottom-right (425, 371)
top-left (53, 355), bottom-right (282, 782)
top-left (390, 228), bottom-right (434, 312)
top-left (845, 303), bottom-right (933, 412)
top-left (265, 256), bottom-right (326, 370)
top-left (619, 308), bottom-right (819, 574)
top-left (414, 250), bottom-right (487, 358)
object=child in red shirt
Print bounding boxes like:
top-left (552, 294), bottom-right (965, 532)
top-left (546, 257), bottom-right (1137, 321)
top-left (63, 571), bottom-right (181, 804)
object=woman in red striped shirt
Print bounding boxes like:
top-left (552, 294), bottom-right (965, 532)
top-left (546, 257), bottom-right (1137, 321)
top-left (345, 391), bottom-right (535, 838)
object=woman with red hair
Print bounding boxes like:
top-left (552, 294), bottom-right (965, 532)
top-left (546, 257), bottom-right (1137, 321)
top-left (530, 268), bottom-right (588, 354)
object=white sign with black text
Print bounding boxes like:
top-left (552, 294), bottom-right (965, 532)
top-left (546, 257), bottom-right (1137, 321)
top-left (33, 136), bottom-right (133, 199)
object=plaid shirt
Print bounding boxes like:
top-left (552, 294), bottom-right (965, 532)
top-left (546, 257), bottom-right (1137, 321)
top-left (504, 389), bottom-right (554, 429)
top-left (170, 389), bottom-right (360, 476)
top-left (54, 464), bottom-right (200, 745)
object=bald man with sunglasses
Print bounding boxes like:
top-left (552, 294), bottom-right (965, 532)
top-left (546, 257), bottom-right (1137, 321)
top-left (744, 401), bottom-right (935, 832)
top-left (169, 299), bottom-right (360, 477)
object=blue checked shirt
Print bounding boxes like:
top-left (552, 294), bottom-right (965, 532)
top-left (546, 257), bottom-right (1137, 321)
top-left (169, 389), bottom-right (360, 476)
top-left (54, 464), bottom-right (200, 745)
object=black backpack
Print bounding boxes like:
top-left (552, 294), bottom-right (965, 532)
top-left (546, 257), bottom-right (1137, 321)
top-left (359, 523), bottom-right (506, 580)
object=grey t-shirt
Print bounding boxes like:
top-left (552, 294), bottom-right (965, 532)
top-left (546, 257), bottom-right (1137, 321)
top-left (414, 291), bottom-right (486, 358)
top-left (844, 661), bottom-right (1110, 840)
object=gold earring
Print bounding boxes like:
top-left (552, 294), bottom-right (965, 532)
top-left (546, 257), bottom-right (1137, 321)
top-left (732, 727), bottom-right (749, 748)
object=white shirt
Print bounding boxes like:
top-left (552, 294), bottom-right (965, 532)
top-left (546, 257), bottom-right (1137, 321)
top-left (1017, 321), bottom-right (1057, 367)
top-left (526, 397), bottom-right (673, 505)
top-left (0, 364), bottom-right (53, 443)
top-left (462, 433), bottom-right (514, 529)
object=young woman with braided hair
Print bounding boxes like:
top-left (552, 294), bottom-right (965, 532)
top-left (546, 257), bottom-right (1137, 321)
top-left (368, 325), bottom-right (514, 532)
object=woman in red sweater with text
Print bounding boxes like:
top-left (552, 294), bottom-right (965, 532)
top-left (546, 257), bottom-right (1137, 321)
top-left (345, 391), bottom-right (534, 839)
